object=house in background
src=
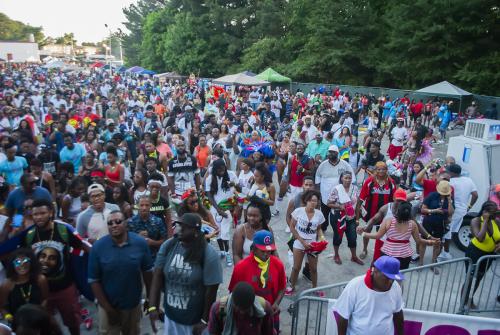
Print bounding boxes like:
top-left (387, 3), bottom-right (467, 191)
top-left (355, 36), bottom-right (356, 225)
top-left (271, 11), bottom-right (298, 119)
top-left (0, 40), bottom-right (40, 62)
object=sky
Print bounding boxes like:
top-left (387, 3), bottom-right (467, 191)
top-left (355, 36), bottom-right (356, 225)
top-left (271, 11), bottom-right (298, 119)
top-left (0, 0), bottom-right (136, 43)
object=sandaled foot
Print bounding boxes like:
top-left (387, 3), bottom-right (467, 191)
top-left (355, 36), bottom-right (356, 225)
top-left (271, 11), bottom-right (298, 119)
top-left (351, 257), bottom-right (364, 265)
top-left (334, 255), bottom-right (342, 265)
top-left (359, 251), bottom-right (368, 259)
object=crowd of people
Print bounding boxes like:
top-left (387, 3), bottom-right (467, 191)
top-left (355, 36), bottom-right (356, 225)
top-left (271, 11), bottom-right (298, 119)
top-left (0, 62), bottom-right (498, 335)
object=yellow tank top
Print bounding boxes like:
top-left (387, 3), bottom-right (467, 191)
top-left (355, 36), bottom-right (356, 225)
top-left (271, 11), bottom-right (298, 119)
top-left (471, 217), bottom-right (500, 253)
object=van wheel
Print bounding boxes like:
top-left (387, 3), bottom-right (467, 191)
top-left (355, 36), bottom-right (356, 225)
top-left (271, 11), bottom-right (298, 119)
top-left (453, 216), bottom-right (472, 252)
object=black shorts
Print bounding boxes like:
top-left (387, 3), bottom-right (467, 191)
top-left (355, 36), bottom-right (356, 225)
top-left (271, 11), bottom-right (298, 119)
top-left (423, 220), bottom-right (445, 239)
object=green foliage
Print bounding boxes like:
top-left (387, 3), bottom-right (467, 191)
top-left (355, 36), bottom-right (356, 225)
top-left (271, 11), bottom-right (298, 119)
top-left (122, 0), bottom-right (500, 96)
top-left (0, 12), bottom-right (44, 43)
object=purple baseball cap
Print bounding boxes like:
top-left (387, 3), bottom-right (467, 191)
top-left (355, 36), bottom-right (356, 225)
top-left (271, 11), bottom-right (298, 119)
top-left (374, 256), bottom-right (405, 280)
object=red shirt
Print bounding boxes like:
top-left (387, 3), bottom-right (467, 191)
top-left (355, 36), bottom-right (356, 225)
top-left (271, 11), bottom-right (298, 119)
top-left (359, 176), bottom-right (396, 220)
top-left (288, 155), bottom-right (313, 188)
top-left (422, 179), bottom-right (437, 198)
top-left (414, 102), bottom-right (424, 115)
top-left (228, 253), bottom-right (286, 305)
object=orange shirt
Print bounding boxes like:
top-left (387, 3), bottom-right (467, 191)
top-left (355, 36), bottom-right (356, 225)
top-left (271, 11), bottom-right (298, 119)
top-left (154, 103), bottom-right (167, 120)
top-left (195, 145), bottom-right (210, 168)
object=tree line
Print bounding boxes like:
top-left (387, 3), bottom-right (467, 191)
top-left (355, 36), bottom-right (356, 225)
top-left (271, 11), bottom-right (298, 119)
top-left (122, 0), bottom-right (500, 96)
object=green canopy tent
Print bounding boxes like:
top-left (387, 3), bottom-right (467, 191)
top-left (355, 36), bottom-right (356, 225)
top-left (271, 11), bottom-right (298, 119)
top-left (256, 68), bottom-right (291, 89)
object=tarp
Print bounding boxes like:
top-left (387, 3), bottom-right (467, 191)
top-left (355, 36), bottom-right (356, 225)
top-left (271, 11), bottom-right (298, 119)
top-left (90, 62), bottom-right (105, 68)
top-left (212, 72), bottom-right (269, 86)
top-left (42, 60), bottom-right (65, 69)
top-left (140, 69), bottom-right (156, 75)
top-left (126, 66), bottom-right (145, 73)
top-left (154, 71), bottom-right (184, 80)
top-left (415, 81), bottom-right (473, 97)
top-left (256, 67), bottom-right (291, 83)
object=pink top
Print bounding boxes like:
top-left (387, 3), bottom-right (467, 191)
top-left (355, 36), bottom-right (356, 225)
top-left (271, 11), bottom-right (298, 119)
top-left (381, 218), bottom-right (413, 258)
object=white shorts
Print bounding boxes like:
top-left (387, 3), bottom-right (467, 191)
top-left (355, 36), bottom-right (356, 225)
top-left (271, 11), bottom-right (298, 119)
top-left (163, 315), bottom-right (193, 335)
top-left (210, 207), bottom-right (231, 241)
top-left (444, 208), bottom-right (467, 239)
top-left (290, 185), bottom-right (302, 199)
top-left (293, 238), bottom-right (313, 251)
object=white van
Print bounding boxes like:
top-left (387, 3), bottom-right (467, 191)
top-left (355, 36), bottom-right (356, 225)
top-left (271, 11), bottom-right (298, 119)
top-left (446, 119), bottom-right (500, 250)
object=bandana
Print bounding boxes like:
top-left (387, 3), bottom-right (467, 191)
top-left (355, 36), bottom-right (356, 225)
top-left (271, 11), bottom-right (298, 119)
top-left (364, 269), bottom-right (374, 290)
top-left (90, 170), bottom-right (105, 178)
top-left (253, 252), bottom-right (270, 288)
top-left (181, 188), bottom-right (196, 200)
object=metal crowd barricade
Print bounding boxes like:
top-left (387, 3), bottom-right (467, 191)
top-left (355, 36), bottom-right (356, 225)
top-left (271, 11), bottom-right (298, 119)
top-left (290, 258), bottom-right (476, 334)
top-left (464, 254), bottom-right (500, 314)
top-left (399, 257), bottom-right (473, 314)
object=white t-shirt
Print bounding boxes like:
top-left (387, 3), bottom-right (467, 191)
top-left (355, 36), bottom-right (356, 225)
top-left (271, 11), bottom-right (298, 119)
top-left (450, 176), bottom-right (477, 210)
top-left (334, 275), bottom-right (403, 335)
top-left (291, 207), bottom-right (325, 241)
top-left (87, 207), bottom-right (115, 241)
top-left (205, 171), bottom-right (237, 204)
top-left (315, 160), bottom-right (355, 205)
top-left (391, 127), bottom-right (408, 147)
top-left (238, 170), bottom-right (254, 195)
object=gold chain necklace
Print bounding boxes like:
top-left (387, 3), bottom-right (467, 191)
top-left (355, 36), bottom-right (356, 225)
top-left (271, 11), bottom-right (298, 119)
top-left (20, 284), bottom-right (32, 303)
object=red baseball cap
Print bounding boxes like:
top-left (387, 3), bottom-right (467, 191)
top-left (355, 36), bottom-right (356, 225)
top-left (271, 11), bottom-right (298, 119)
top-left (393, 188), bottom-right (407, 201)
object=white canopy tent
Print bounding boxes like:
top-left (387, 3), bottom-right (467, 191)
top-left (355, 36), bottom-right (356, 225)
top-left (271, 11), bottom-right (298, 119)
top-left (212, 72), bottom-right (269, 86)
top-left (415, 81), bottom-right (473, 113)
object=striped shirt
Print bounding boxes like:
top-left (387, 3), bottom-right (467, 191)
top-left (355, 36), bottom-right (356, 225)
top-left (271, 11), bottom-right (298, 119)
top-left (381, 218), bottom-right (413, 258)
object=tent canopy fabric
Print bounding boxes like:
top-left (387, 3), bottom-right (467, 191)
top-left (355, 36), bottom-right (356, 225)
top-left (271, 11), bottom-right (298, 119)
top-left (415, 81), bottom-right (473, 97)
top-left (42, 60), bottom-right (65, 69)
top-left (212, 72), bottom-right (269, 86)
top-left (241, 70), bottom-right (256, 77)
top-left (126, 66), bottom-right (144, 73)
top-left (140, 69), bottom-right (156, 75)
top-left (256, 68), bottom-right (291, 83)
top-left (90, 62), bottom-right (105, 68)
top-left (154, 72), bottom-right (185, 80)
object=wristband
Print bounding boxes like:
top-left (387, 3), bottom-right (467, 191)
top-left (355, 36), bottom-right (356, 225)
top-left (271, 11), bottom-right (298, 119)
top-left (200, 319), bottom-right (208, 325)
top-left (147, 306), bottom-right (157, 313)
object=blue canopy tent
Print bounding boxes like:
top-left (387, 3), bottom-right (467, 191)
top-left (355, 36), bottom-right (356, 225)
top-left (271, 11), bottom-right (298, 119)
top-left (126, 66), bottom-right (144, 73)
top-left (139, 69), bottom-right (156, 76)
top-left (116, 66), bottom-right (126, 73)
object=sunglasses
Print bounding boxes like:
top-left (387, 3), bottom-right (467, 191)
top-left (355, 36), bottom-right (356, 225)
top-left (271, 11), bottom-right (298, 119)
top-left (13, 257), bottom-right (30, 267)
top-left (107, 219), bottom-right (124, 226)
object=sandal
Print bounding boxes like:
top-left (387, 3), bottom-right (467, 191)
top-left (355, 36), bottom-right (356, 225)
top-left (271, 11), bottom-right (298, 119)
top-left (334, 255), bottom-right (342, 265)
top-left (285, 286), bottom-right (295, 296)
top-left (359, 251), bottom-right (368, 260)
top-left (351, 257), bottom-right (364, 266)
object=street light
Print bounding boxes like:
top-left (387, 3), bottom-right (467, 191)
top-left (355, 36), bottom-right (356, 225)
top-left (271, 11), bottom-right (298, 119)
top-left (104, 24), bottom-right (114, 76)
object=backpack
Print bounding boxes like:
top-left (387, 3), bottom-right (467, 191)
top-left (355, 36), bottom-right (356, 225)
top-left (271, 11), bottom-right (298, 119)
top-left (219, 295), bottom-right (267, 320)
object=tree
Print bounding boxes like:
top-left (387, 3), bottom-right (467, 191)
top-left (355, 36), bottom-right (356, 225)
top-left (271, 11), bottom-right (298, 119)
top-left (122, 0), bottom-right (166, 66)
top-left (0, 12), bottom-right (44, 43)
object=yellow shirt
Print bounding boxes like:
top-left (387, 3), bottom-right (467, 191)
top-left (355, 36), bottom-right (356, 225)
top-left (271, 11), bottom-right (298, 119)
top-left (471, 217), bottom-right (500, 253)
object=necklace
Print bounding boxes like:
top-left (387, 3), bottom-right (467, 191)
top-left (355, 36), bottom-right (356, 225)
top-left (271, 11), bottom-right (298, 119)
top-left (36, 223), bottom-right (54, 242)
top-left (20, 284), bottom-right (32, 303)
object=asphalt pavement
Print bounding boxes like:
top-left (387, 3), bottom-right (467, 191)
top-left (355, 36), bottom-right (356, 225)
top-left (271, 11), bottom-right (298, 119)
top-left (75, 128), bottom-right (467, 335)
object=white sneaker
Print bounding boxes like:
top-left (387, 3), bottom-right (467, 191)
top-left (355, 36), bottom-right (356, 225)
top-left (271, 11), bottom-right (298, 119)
top-left (437, 251), bottom-right (452, 262)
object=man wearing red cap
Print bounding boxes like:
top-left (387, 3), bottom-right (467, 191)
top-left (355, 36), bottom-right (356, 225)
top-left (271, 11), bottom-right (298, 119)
top-left (228, 230), bottom-right (286, 333)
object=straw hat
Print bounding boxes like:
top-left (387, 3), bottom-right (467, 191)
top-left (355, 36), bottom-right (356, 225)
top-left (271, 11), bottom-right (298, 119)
top-left (436, 180), bottom-right (451, 196)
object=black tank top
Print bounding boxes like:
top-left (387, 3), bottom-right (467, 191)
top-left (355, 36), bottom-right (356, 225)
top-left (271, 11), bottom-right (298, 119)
top-left (8, 281), bottom-right (42, 315)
